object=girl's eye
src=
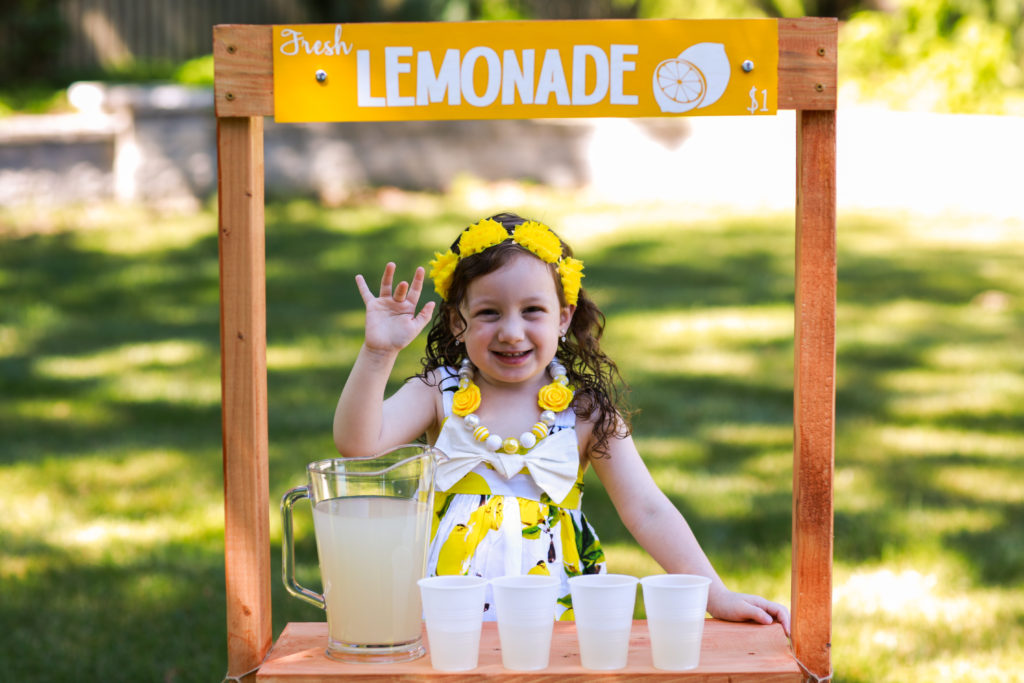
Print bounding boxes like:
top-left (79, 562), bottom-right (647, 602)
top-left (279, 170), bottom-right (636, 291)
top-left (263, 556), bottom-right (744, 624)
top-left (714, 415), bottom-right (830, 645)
top-left (524, 306), bottom-right (545, 315)
top-left (475, 308), bottom-right (499, 318)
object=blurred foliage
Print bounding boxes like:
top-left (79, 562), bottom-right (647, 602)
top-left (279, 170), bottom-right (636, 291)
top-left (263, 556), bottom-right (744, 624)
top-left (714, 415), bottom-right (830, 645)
top-left (173, 55), bottom-right (215, 87)
top-left (0, 87), bottom-right (68, 118)
top-left (840, 0), bottom-right (1024, 113)
top-left (0, 0), bottom-right (1022, 113)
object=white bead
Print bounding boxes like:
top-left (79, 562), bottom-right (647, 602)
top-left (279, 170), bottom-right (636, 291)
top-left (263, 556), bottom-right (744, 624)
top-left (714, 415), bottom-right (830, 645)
top-left (520, 432), bottom-right (537, 449)
top-left (461, 357), bottom-right (473, 367)
top-left (540, 410), bottom-right (557, 426)
top-left (458, 367), bottom-right (473, 379)
top-left (463, 413), bottom-right (480, 429)
top-left (485, 434), bottom-right (503, 452)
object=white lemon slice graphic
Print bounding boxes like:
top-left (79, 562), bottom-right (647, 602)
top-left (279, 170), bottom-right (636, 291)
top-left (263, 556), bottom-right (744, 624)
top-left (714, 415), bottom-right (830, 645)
top-left (652, 42), bottom-right (731, 113)
top-left (655, 58), bottom-right (706, 107)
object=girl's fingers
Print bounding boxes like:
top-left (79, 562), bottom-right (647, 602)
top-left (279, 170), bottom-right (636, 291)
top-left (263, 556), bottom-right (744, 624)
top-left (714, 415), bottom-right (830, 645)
top-left (354, 274), bottom-right (374, 304)
top-left (743, 596), bottom-right (790, 634)
top-left (379, 262), bottom-right (396, 297)
top-left (407, 266), bottom-right (426, 302)
top-left (360, 263), bottom-right (432, 309)
top-left (415, 300), bottom-right (436, 324)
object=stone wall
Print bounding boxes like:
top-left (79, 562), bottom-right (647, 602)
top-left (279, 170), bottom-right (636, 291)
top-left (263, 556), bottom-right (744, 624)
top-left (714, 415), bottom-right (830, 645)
top-left (3, 83), bottom-right (1021, 219)
top-left (0, 83), bottom-right (688, 211)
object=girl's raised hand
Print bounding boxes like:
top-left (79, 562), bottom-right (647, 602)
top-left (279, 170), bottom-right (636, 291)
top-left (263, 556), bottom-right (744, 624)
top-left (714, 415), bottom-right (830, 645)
top-left (355, 263), bottom-right (436, 354)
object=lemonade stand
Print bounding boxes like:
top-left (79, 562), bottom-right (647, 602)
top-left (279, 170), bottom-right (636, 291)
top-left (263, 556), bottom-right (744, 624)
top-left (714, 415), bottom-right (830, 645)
top-left (215, 16), bottom-right (836, 682)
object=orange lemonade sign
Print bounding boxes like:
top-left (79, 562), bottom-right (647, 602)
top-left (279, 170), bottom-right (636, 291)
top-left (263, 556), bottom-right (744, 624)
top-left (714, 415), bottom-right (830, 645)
top-left (272, 19), bottom-right (777, 122)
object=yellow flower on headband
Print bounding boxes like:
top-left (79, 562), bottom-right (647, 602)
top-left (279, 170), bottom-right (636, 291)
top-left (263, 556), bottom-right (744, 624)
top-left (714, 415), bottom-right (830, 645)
top-left (558, 257), bottom-right (585, 306)
top-left (428, 217), bottom-right (585, 303)
top-left (458, 218), bottom-right (509, 257)
top-left (513, 221), bottom-right (563, 263)
top-left (428, 249), bottom-right (459, 300)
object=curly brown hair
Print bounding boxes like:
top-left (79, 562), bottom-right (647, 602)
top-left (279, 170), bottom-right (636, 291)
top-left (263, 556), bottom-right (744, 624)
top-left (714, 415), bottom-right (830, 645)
top-left (421, 212), bottom-right (630, 456)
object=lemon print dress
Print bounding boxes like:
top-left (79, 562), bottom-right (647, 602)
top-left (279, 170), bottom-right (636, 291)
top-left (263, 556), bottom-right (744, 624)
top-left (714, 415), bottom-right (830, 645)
top-left (427, 367), bottom-right (606, 621)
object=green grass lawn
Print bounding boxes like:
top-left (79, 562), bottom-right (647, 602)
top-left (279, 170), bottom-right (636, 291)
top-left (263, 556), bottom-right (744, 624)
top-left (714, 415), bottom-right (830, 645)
top-left (1, 194), bottom-right (1021, 682)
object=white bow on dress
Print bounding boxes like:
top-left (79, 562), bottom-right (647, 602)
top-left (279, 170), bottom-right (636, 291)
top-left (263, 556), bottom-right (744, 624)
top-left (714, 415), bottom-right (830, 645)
top-left (434, 417), bottom-right (579, 503)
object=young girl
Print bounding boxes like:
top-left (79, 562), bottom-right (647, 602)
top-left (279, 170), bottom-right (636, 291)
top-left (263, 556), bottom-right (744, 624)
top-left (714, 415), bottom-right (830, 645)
top-left (333, 212), bottom-right (790, 632)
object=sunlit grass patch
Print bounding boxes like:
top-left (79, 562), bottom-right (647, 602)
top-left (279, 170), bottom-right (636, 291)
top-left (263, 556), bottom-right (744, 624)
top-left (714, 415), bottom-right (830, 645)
top-left (632, 435), bottom-right (706, 464)
top-left (601, 542), bottom-right (662, 578)
top-left (703, 423), bottom-right (792, 449)
top-left (35, 339), bottom-right (207, 379)
top-left (834, 564), bottom-right (1024, 682)
top-left (833, 464), bottom-right (889, 513)
top-left (650, 466), bottom-right (776, 516)
top-left (1, 451), bottom-right (220, 521)
top-left (613, 307), bottom-right (792, 344)
top-left (606, 307), bottom-right (794, 388)
top-left (885, 367), bottom-right (1023, 399)
top-left (0, 448), bottom-right (224, 601)
top-left (874, 425), bottom-right (1024, 459)
top-left (932, 466), bottom-right (1024, 504)
top-left (6, 397), bottom-right (117, 424)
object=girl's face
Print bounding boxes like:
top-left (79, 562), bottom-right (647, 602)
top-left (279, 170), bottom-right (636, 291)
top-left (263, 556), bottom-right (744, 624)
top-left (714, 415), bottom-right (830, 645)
top-left (455, 251), bottom-right (574, 389)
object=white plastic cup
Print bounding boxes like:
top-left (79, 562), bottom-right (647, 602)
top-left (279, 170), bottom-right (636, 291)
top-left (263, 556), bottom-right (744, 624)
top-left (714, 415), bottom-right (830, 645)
top-left (568, 574), bottom-right (639, 670)
top-left (491, 575), bottom-right (561, 671)
top-left (417, 576), bottom-right (488, 671)
top-left (640, 574), bottom-right (712, 671)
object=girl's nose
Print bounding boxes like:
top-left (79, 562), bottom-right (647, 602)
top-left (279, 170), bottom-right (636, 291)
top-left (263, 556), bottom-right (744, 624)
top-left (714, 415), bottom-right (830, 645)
top-left (497, 316), bottom-right (524, 342)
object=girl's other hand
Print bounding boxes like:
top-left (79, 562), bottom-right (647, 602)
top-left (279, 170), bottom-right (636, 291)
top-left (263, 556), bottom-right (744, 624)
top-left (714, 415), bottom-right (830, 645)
top-left (355, 263), bottom-right (436, 354)
top-left (708, 589), bottom-right (791, 637)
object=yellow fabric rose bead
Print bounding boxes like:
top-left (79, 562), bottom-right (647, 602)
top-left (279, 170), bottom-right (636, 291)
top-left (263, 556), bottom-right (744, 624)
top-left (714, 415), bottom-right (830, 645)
top-left (558, 256), bottom-right (585, 306)
top-left (428, 249), bottom-right (459, 300)
top-left (452, 384), bottom-right (482, 416)
top-left (458, 218), bottom-right (509, 257)
top-left (513, 221), bottom-right (563, 263)
top-left (537, 381), bottom-right (574, 412)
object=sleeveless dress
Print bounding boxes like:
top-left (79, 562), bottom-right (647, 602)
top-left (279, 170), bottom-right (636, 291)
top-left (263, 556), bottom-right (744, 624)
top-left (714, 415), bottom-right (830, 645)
top-left (426, 367), bottom-right (606, 621)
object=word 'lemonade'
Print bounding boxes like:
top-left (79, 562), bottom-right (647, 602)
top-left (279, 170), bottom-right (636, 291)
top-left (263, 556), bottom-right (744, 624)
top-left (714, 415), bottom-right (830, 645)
top-left (356, 44), bottom-right (640, 108)
top-left (312, 496), bottom-right (429, 648)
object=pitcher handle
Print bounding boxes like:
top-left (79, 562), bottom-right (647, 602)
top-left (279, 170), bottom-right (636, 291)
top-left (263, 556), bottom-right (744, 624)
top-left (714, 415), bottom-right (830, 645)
top-left (281, 485), bottom-right (326, 610)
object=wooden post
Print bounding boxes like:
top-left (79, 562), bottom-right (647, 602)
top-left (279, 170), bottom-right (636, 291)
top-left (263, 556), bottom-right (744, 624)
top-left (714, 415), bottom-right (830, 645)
top-left (218, 115), bottom-right (272, 680)
top-left (792, 108), bottom-right (836, 681)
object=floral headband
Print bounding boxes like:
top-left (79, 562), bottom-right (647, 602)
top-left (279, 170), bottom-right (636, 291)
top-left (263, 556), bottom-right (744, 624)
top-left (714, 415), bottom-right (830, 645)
top-left (428, 218), bottom-right (585, 305)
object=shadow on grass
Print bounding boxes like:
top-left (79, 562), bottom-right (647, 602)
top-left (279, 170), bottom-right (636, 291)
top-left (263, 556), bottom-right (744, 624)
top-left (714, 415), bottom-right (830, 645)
top-left (1, 201), bottom-right (1022, 681)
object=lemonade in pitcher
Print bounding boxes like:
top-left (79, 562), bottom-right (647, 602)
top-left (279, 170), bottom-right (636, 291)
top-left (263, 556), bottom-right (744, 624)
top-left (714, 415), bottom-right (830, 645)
top-left (312, 496), bottom-right (429, 648)
top-left (281, 446), bottom-right (441, 663)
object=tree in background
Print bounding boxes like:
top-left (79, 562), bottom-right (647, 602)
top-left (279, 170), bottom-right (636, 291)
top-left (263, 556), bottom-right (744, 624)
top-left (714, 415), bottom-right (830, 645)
top-left (840, 0), bottom-right (1024, 112)
top-left (1, 0), bottom-right (1021, 113)
top-left (0, 0), bottom-right (67, 84)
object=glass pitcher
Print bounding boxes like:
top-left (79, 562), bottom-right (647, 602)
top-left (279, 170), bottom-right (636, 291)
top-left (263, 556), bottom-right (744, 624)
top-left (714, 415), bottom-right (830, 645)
top-left (281, 444), bottom-right (442, 663)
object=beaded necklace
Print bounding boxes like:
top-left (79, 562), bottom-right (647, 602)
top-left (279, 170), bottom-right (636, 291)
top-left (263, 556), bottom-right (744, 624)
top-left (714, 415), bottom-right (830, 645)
top-left (451, 358), bottom-right (575, 454)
